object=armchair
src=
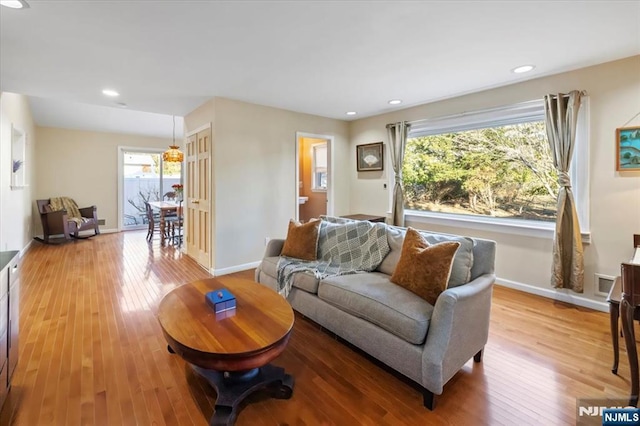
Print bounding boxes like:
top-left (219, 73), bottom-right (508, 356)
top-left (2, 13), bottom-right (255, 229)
top-left (35, 198), bottom-right (100, 244)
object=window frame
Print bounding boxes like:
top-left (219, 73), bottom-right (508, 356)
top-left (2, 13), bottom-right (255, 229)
top-left (393, 98), bottom-right (590, 242)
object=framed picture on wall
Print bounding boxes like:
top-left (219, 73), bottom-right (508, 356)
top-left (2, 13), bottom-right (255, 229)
top-left (356, 142), bottom-right (383, 172)
top-left (616, 126), bottom-right (640, 171)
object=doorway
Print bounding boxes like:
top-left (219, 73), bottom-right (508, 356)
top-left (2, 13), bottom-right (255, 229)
top-left (117, 147), bottom-right (182, 231)
top-left (296, 133), bottom-right (334, 222)
top-left (185, 126), bottom-right (212, 270)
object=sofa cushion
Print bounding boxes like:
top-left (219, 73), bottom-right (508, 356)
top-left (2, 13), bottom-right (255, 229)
top-left (390, 228), bottom-right (460, 305)
top-left (318, 272), bottom-right (433, 345)
top-left (378, 226), bottom-right (474, 287)
top-left (281, 218), bottom-right (321, 261)
top-left (261, 256), bottom-right (320, 294)
top-left (292, 271), bottom-right (320, 294)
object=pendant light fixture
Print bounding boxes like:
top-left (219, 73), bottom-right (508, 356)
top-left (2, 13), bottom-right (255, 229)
top-left (163, 116), bottom-right (183, 163)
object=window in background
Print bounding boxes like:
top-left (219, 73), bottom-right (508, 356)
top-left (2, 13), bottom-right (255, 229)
top-left (401, 99), bottom-right (589, 231)
top-left (312, 143), bottom-right (327, 191)
top-left (404, 121), bottom-right (557, 221)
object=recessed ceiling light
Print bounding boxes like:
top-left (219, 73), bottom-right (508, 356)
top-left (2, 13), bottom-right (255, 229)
top-left (346, 111), bottom-right (357, 116)
top-left (511, 65), bottom-right (535, 74)
top-left (102, 89), bottom-right (119, 97)
top-left (388, 99), bottom-right (402, 105)
top-left (0, 0), bottom-right (29, 8)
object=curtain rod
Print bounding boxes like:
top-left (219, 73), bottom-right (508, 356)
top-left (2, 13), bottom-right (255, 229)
top-left (400, 99), bottom-right (542, 127)
top-left (387, 91), bottom-right (588, 128)
top-left (545, 90), bottom-right (588, 99)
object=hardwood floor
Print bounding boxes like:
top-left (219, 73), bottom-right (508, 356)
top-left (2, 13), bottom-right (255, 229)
top-left (0, 231), bottom-right (631, 425)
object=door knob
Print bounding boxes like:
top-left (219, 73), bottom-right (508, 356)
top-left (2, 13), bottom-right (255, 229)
top-left (192, 199), bottom-right (200, 204)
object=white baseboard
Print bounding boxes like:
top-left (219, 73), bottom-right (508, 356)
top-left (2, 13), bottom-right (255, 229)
top-left (99, 228), bottom-right (119, 234)
top-left (496, 277), bottom-right (608, 313)
top-left (19, 239), bottom-right (33, 257)
top-left (33, 228), bottom-right (118, 241)
top-left (213, 261), bottom-right (261, 277)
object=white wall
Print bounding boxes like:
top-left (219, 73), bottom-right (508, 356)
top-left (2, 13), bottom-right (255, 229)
top-left (35, 127), bottom-right (173, 232)
top-left (0, 93), bottom-right (36, 252)
top-left (185, 97), bottom-right (350, 272)
top-left (349, 56), bottom-right (640, 304)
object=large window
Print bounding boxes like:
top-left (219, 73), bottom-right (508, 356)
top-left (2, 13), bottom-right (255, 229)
top-left (401, 99), bottom-right (589, 235)
top-left (404, 121), bottom-right (557, 221)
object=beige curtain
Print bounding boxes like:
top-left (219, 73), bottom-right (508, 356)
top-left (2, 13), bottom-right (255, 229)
top-left (386, 122), bottom-right (410, 227)
top-left (544, 90), bottom-right (584, 292)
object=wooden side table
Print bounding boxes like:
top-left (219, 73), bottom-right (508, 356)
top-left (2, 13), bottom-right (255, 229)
top-left (341, 214), bottom-right (386, 223)
top-left (621, 263), bottom-right (640, 406)
top-left (608, 277), bottom-right (624, 374)
top-left (607, 277), bottom-right (622, 374)
top-left (607, 277), bottom-right (640, 374)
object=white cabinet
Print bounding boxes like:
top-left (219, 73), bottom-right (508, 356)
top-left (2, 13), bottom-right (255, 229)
top-left (0, 251), bottom-right (19, 409)
top-left (8, 256), bottom-right (19, 384)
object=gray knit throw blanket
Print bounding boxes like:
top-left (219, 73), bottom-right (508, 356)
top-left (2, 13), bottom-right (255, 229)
top-left (276, 219), bottom-right (390, 297)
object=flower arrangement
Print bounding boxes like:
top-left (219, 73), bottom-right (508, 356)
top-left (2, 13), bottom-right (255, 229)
top-left (12, 159), bottom-right (23, 173)
top-left (172, 183), bottom-right (183, 195)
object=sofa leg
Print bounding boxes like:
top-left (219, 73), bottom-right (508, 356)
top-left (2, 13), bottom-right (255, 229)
top-left (474, 349), bottom-right (483, 363)
top-left (423, 389), bottom-right (435, 410)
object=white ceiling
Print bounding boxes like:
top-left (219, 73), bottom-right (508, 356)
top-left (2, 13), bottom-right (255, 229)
top-left (1, 1), bottom-right (639, 139)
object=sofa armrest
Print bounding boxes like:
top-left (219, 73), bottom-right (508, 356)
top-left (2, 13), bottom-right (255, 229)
top-left (40, 209), bottom-right (69, 234)
top-left (42, 209), bottom-right (66, 219)
top-left (79, 205), bottom-right (98, 220)
top-left (264, 239), bottom-right (285, 257)
top-left (420, 274), bottom-right (495, 394)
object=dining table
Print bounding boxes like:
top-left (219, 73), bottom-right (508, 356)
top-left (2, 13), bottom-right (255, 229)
top-left (148, 200), bottom-right (179, 245)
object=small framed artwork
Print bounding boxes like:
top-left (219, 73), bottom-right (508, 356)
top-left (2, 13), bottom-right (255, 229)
top-left (356, 142), bottom-right (383, 172)
top-left (617, 126), bottom-right (640, 171)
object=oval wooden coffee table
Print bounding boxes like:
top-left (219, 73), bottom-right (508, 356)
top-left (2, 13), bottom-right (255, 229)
top-left (157, 276), bottom-right (295, 425)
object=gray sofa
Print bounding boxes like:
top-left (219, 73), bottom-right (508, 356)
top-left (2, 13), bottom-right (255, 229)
top-left (255, 221), bottom-right (496, 409)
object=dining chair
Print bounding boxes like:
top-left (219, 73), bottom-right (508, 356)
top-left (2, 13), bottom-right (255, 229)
top-left (145, 202), bottom-right (162, 242)
top-left (167, 200), bottom-right (183, 246)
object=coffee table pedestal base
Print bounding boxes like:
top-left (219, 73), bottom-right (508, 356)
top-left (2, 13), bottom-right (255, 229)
top-left (191, 364), bottom-right (294, 426)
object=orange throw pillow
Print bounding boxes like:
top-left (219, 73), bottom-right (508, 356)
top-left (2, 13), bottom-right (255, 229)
top-left (280, 219), bottom-right (321, 261)
top-left (391, 227), bottom-right (460, 305)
